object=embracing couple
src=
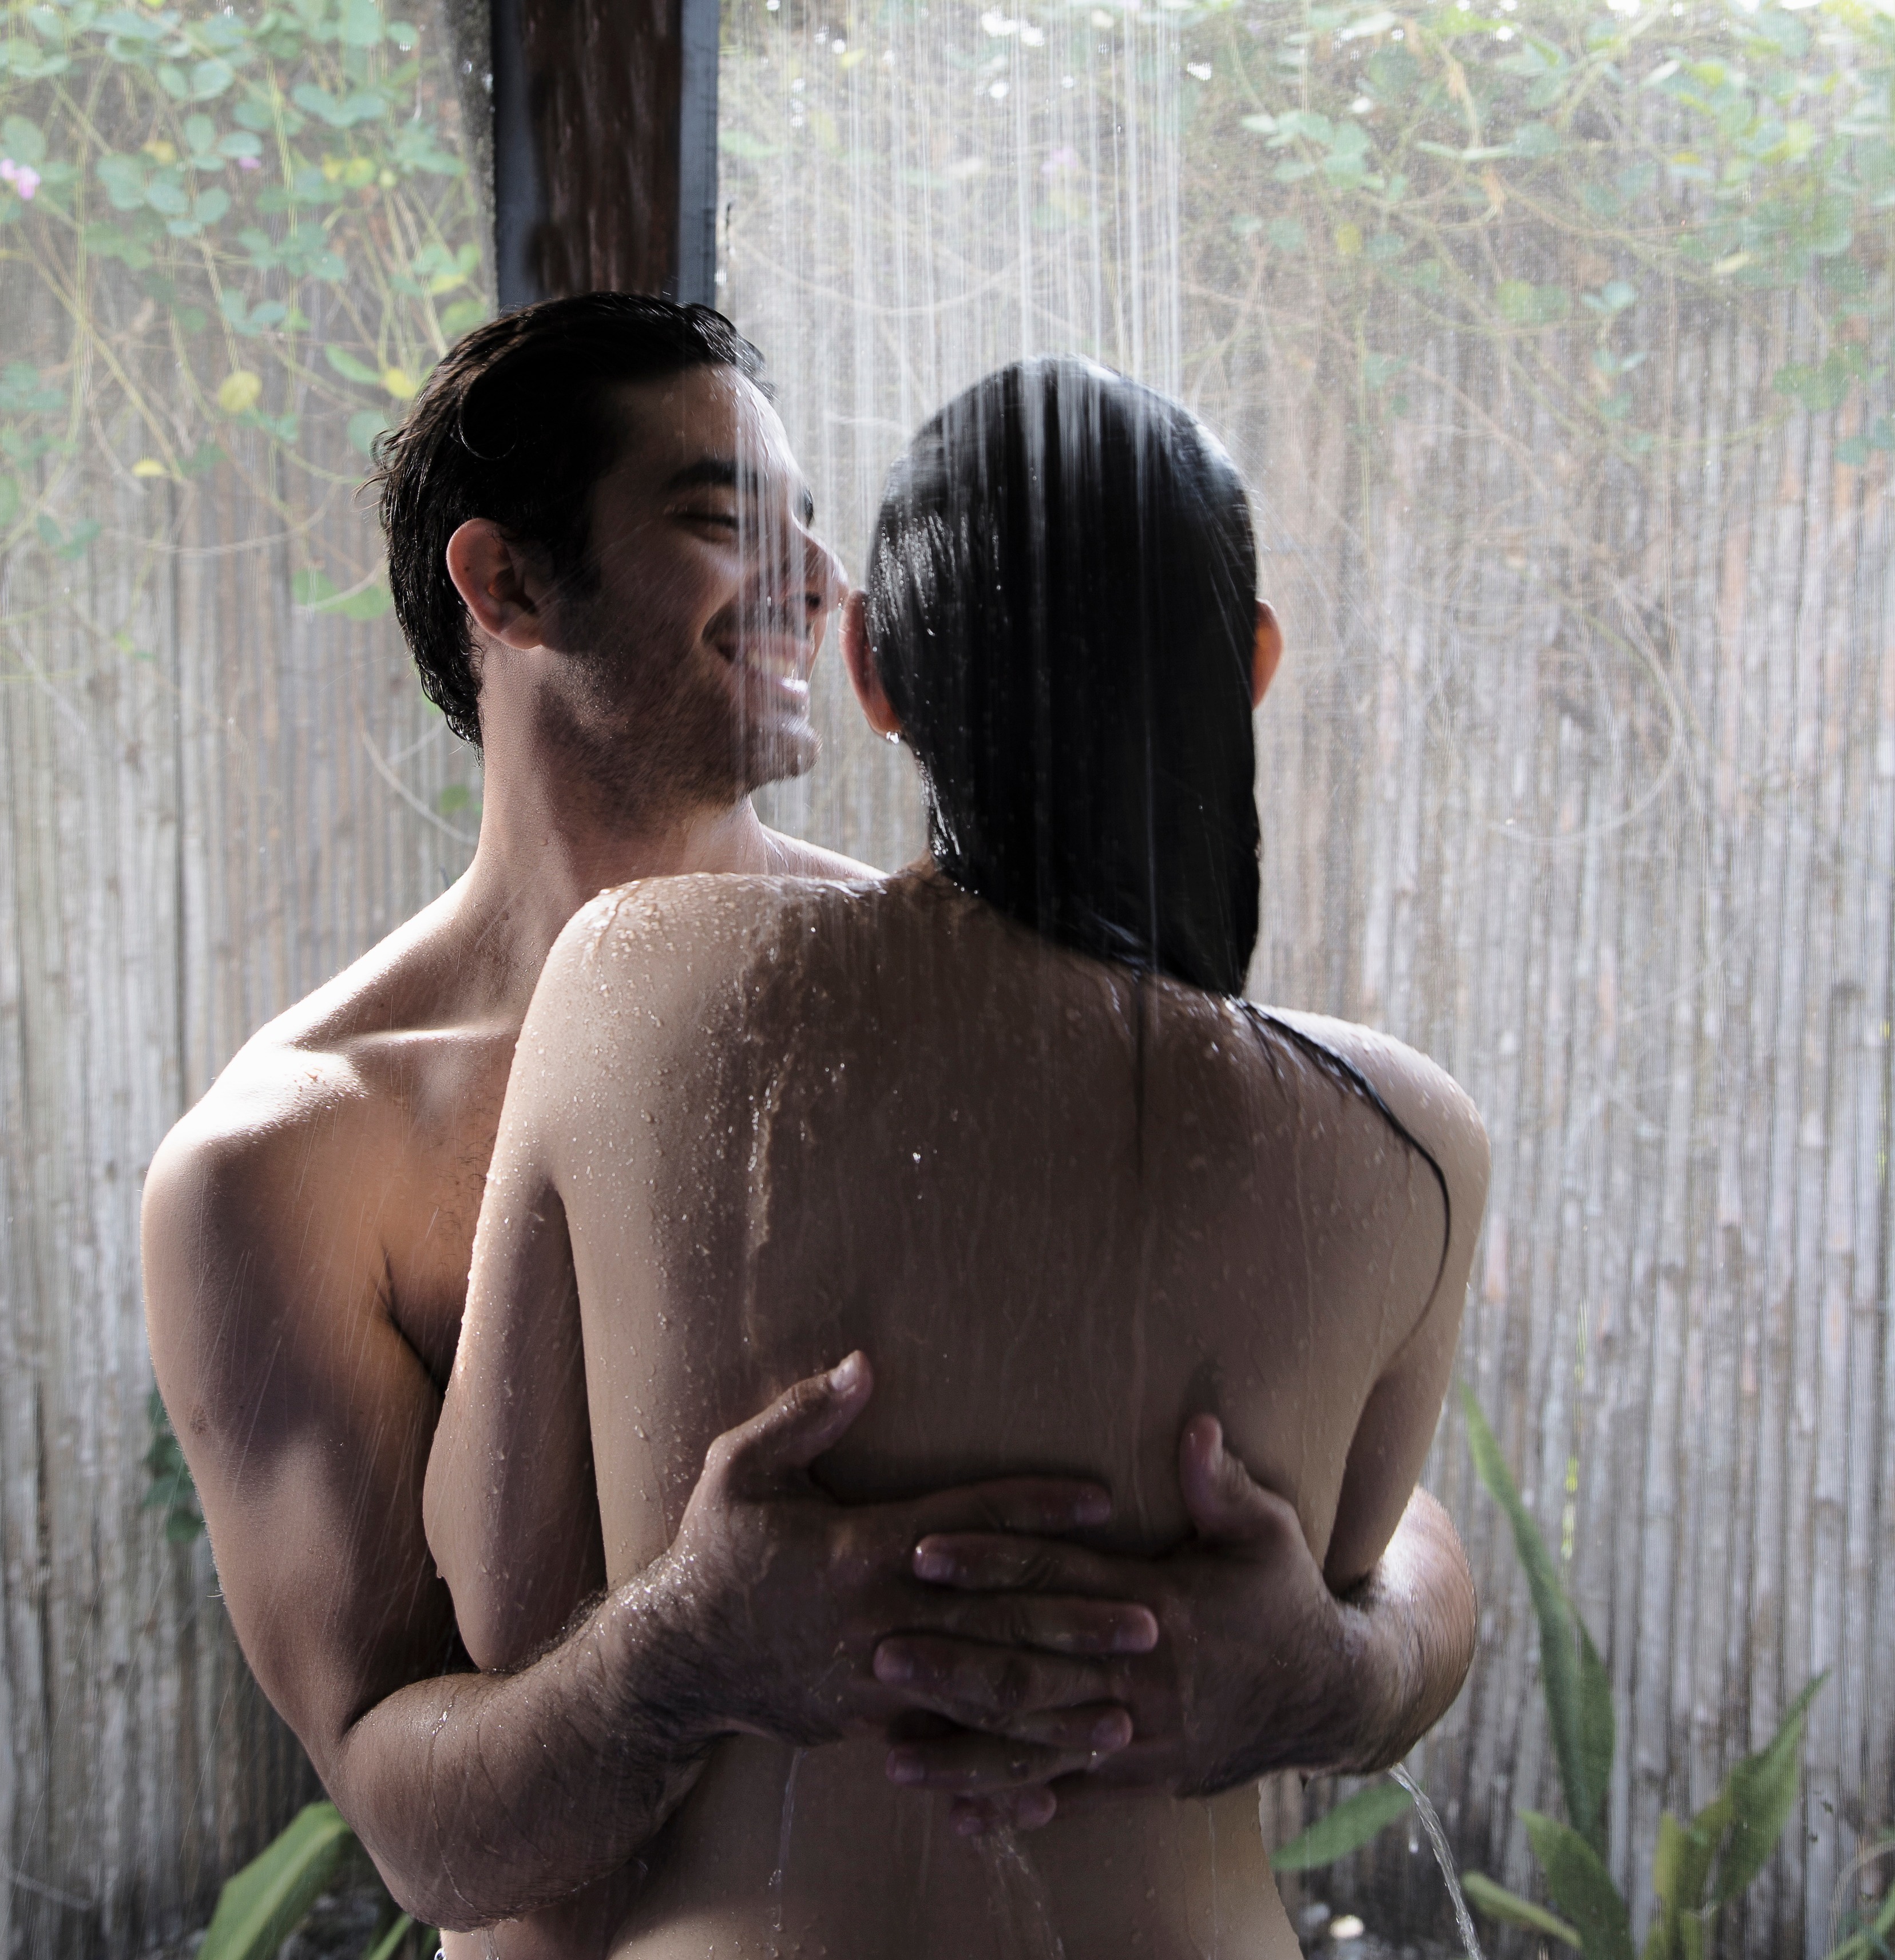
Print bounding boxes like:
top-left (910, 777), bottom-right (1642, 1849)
top-left (143, 294), bottom-right (1488, 1960)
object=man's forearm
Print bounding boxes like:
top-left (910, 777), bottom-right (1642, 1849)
top-left (1328, 1485), bottom-right (1476, 1775)
top-left (331, 1569), bottom-right (714, 1930)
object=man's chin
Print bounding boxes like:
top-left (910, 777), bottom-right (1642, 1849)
top-left (744, 718), bottom-right (820, 794)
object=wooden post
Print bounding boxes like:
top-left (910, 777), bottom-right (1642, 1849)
top-left (491, 0), bottom-right (719, 307)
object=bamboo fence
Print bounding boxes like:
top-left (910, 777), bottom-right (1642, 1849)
top-left (2, 9), bottom-right (1891, 1958)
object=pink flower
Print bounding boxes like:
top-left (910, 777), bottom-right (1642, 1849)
top-left (0, 158), bottom-right (41, 200)
top-left (237, 154), bottom-right (260, 169)
top-left (1041, 145), bottom-right (1080, 176)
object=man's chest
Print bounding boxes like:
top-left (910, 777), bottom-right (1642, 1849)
top-left (370, 1035), bottom-right (517, 1385)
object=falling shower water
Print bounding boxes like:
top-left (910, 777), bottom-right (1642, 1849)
top-left (721, 0), bottom-right (1189, 872)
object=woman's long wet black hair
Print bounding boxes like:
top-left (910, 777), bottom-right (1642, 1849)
top-left (864, 358), bottom-right (1262, 997)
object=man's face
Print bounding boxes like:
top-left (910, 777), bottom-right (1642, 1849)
top-left (537, 363), bottom-right (842, 808)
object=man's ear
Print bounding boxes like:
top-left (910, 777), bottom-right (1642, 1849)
top-left (842, 589), bottom-right (903, 740)
top-left (1252, 600), bottom-right (1284, 710)
top-left (445, 519), bottom-right (550, 652)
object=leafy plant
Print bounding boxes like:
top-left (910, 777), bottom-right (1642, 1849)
top-left (1824, 1839), bottom-right (1895, 1960)
top-left (0, 0), bottom-right (486, 631)
top-left (196, 1799), bottom-right (434, 1960)
top-left (142, 1384), bottom-right (205, 1545)
top-left (1271, 1776), bottom-right (1416, 1871)
top-left (1460, 1386), bottom-right (1826, 1959)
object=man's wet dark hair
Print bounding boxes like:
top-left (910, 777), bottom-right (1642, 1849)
top-left (373, 292), bottom-right (768, 747)
top-left (864, 358), bottom-right (1262, 996)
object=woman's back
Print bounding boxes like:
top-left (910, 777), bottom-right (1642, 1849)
top-left (509, 865), bottom-right (1485, 1959)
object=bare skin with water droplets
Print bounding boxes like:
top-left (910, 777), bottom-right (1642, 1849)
top-left (431, 864), bottom-right (1489, 1959)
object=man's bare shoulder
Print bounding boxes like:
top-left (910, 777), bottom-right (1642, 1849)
top-left (142, 887), bottom-right (510, 1327)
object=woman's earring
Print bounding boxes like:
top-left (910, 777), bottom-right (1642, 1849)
top-left (885, 729), bottom-right (902, 745)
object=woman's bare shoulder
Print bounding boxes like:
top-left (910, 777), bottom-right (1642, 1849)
top-left (1253, 1007), bottom-right (1489, 1210)
top-left (541, 870), bottom-right (885, 983)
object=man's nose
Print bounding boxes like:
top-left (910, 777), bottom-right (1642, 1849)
top-left (800, 534), bottom-right (845, 621)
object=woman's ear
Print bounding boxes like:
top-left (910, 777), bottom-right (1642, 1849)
top-left (1251, 600), bottom-right (1285, 709)
top-left (446, 519), bottom-right (550, 651)
top-left (842, 589), bottom-right (903, 741)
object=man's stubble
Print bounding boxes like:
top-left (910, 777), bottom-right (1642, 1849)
top-left (538, 581), bottom-right (821, 831)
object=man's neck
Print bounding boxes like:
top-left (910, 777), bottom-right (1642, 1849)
top-left (445, 756), bottom-right (776, 1017)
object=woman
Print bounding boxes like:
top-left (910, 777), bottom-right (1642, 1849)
top-left (425, 358), bottom-right (1487, 1958)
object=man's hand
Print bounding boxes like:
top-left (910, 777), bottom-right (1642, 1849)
top-left (648, 1352), bottom-right (1159, 1771)
top-left (878, 1417), bottom-right (1476, 1833)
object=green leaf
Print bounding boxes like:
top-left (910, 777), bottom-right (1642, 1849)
top-left (438, 297), bottom-right (486, 338)
top-left (1647, 1801), bottom-right (1729, 1957)
top-left (324, 344), bottom-right (381, 384)
top-left (0, 361), bottom-right (61, 413)
top-left (292, 566), bottom-right (391, 619)
top-left (338, 0), bottom-right (385, 45)
top-left (346, 408), bottom-right (387, 455)
top-left (164, 1506), bottom-right (206, 1544)
top-left (2, 113), bottom-right (46, 165)
top-left (363, 1914), bottom-right (415, 1960)
top-left (1710, 1674), bottom-right (1826, 1906)
top-left (1464, 1387), bottom-right (1607, 1851)
top-left (336, 582), bottom-right (392, 621)
top-left (1270, 1779), bottom-right (1413, 1870)
top-left (1579, 1620), bottom-right (1615, 1839)
top-left (1522, 1812), bottom-right (1635, 1960)
top-left (719, 128), bottom-right (779, 159)
top-left (1462, 1871), bottom-right (1582, 1947)
top-left (197, 1800), bottom-right (354, 1960)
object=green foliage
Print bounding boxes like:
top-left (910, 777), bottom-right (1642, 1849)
top-left (1524, 1811), bottom-right (1635, 1960)
top-left (1461, 1870), bottom-right (1581, 1947)
top-left (1827, 1843), bottom-right (1895, 1960)
top-left (1462, 1384), bottom-right (1612, 1856)
top-left (195, 1800), bottom-right (436, 1960)
top-left (1270, 1776), bottom-right (1414, 1870)
top-left (198, 1801), bottom-right (354, 1960)
top-left (364, 1912), bottom-right (419, 1960)
top-left (1460, 1388), bottom-right (1827, 1960)
top-left (0, 0), bottom-right (487, 607)
top-left (142, 1385), bottom-right (205, 1545)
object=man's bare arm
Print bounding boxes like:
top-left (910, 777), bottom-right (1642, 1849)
top-left (1327, 1483), bottom-right (1476, 1773)
top-left (143, 1093), bottom-right (1159, 1926)
top-left (141, 1097), bottom-right (703, 1927)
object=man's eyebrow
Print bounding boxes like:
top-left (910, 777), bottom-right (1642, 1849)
top-left (665, 456), bottom-right (817, 524)
top-left (664, 457), bottom-right (739, 494)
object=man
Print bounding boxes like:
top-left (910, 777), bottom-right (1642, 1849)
top-left (142, 295), bottom-right (1476, 1938)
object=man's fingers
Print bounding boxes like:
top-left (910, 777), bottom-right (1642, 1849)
top-left (713, 1353), bottom-right (875, 1483)
top-left (890, 1702), bottom-right (1132, 1776)
top-left (905, 1478), bottom-right (1113, 1540)
top-left (1177, 1415), bottom-right (1299, 1548)
top-left (898, 1588), bottom-right (1157, 1656)
top-left (873, 1634), bottom-right (1125, 1724)
top-left (886, 1709), bottom-right (1130, 1796)
top-left (912, 1532), bottom-right (1138, 1598)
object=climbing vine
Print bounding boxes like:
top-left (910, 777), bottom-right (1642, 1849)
top-left (0, 0), bottom-right (487, 618)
